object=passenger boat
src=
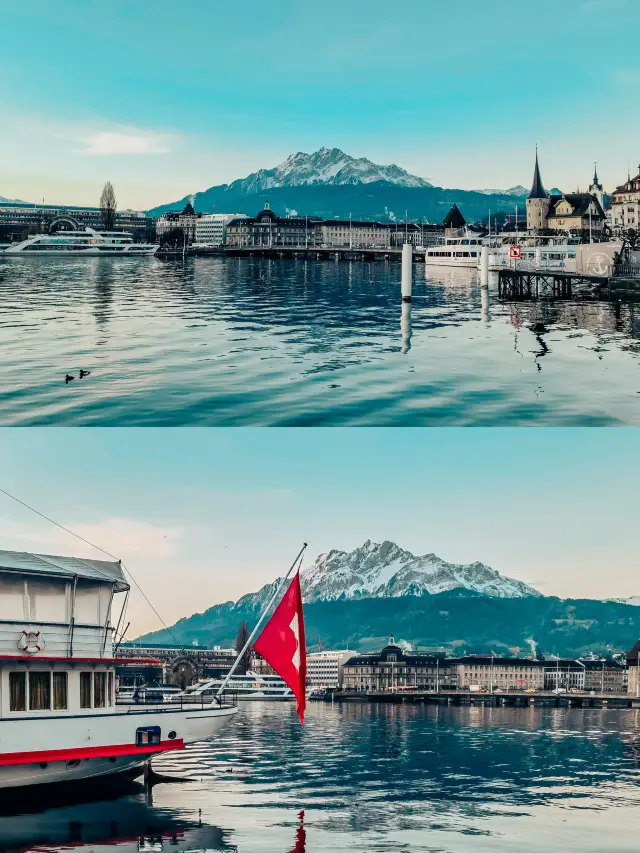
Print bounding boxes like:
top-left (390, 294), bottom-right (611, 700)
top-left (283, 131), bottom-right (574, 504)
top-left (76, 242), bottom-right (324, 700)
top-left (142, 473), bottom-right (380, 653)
top-left (0, 548), bottom-right (237, 791)
top-left (2, 228), bottom-right (158, 255)
top-left (178, 671), bottom-right (295, 701)
top-left (424, 230), bottom-right (485, 267)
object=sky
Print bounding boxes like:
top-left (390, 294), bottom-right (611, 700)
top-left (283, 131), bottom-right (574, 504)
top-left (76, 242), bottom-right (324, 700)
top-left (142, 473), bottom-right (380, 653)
top-left (1, 0), bottom-right (639, 209)
top-left (0, 429), bottom-right (637, 636)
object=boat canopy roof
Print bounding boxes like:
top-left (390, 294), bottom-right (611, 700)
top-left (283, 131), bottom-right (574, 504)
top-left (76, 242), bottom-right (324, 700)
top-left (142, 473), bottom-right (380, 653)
top-left (0, 548), bottom-right (129, 591)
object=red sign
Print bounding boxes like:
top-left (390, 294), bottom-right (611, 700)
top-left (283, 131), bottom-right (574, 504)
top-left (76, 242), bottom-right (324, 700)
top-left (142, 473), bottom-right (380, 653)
top-left (509, 246), bottom-right (521, 259)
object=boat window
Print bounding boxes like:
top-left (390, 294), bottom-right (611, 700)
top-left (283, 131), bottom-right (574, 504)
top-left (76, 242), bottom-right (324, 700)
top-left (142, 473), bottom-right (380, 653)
top-left (29, 671), bottom-right (51, 711)
top-left (53, 672), bottom-right (68, 710)
top-left (26, 577), bottom-right (69, 623)
top-left (80, 672), bottom-right (92, 708)
top-left (0, 572), bottom-right (26, 620)
top-left (108, 671), bottom-right (114, 706)
top-left (9, 672), bottom-right (26, 711)
top-left (94, 672), bottom-right (106, 708)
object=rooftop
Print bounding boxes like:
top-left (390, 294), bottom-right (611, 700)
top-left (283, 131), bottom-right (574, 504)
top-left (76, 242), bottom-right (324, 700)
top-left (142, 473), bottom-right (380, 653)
top-left (0, 548), bottom-right (129, 592)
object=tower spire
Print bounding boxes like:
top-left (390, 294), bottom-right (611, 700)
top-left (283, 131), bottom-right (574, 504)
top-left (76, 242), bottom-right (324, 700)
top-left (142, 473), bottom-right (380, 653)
top-left (529, 146), bottom-right (547, 200)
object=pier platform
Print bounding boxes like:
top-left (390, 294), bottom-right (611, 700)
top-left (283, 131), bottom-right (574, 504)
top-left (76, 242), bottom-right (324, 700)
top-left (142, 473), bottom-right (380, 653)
top-left (365, 689), bottom-right (640, 708)
top-left (497, 269), bottom-right (608, 300)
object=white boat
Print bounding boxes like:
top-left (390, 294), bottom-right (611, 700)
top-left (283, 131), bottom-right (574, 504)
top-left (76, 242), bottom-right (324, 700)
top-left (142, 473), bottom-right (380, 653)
top-left (178, 671), bottom-right (295, 701)
top-left (0, 548), bottom-right (237, 791)
top-left (425, 231), bottom-right (485, 267)
top-left (2, 228), bottom-right (158, 255)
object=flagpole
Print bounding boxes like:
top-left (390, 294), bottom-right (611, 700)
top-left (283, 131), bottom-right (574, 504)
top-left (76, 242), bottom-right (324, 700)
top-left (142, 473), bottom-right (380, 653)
top-left (213, 542), bottom-right (308, 703)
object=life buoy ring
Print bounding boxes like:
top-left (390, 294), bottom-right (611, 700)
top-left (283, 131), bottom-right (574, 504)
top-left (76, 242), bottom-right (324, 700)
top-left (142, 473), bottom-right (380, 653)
top-left (17, 629), bottom-right (46, 655)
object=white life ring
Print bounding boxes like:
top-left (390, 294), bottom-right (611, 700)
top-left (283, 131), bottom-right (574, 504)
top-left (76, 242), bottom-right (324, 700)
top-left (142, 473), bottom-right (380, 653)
top-left (17, 629), bottom-right (46, 655)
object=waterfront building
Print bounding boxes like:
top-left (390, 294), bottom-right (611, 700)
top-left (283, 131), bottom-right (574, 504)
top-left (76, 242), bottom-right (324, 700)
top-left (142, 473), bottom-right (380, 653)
top-left (627, 640), bottom-right (640, 696)
top-left (581, 659), bottom-right (626, 693)
top-left (453, 656), bottom-right (544, 691)
top-left (610, 166), bottom-right (640, 235)
top-left (543, 660), bottom-right (586, 691)
top-left (342, 639), bottom-right (456, 692)
top-left (526, 152), bottom-right (606, 236)
top-left (306, 650), bottom-right (353, 690)
top-left (119, 642), bottom-right (236, 686)
top-left (0, 201), bottom-right (153, 244)
top-left (155, 200), bottom-right (201, 244)
top-left (194, 213), bottom-right (247, 246)
top-left (226, 202), bottom-right (321, 249)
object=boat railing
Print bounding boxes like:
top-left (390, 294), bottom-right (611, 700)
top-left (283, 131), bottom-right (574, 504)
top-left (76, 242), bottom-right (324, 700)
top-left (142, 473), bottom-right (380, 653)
top-left (612, 264), bottom-right (640, 278)
top-left (116, 691), bottom-right (238, 711)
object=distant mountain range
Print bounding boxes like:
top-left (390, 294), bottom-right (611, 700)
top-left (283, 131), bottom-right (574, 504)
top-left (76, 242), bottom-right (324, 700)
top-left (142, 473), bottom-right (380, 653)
top-left (146, 147), bottom-right (534, 224)
top-left (138, 541), bottom-right (640, 657)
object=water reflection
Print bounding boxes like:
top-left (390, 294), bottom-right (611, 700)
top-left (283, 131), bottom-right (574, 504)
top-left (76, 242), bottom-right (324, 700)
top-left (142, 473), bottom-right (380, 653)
top-left (2, 257), bottom-right (640, 424)
top-left (0, 704), bottom-right (638, 853)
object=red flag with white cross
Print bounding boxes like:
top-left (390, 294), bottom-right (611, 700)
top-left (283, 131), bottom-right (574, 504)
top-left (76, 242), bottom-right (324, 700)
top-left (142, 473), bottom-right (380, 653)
top-left (253, 570), bottom-right (307, 723)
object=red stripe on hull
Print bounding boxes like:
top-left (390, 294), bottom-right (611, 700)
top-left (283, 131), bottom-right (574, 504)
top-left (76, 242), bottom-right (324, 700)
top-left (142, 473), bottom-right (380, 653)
top-left (0, 739), bottom-right (185, 767)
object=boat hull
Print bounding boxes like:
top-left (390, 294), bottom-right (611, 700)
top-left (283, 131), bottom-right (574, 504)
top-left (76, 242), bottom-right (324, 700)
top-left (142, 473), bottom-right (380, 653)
top-left (0, 703), bottom-right (236, 790)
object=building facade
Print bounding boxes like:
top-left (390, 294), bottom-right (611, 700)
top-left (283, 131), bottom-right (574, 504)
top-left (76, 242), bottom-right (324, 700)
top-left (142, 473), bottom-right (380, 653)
top-left (342, 640), bottom-right (456, 692)
top-left (582, 660), bottom-right (626, 693)
top-left (226, 203), bottom-right (321, 248)
top-left (195, 213), bottom-right (247, 246)
top-left (610, 167), bottom-right (640, 235)
top-left (307, 650), bottom-right (354, 689)
top-left (526, 153), bottom-right (606, 236)
top-left (155, 201), bottom-right (201, 244)
top-left (454, 656), bottom-right (544, 691)
top-left (627, 640), bottom-right (640, 696)
top-left (0, 202), bottom-right (153, 244)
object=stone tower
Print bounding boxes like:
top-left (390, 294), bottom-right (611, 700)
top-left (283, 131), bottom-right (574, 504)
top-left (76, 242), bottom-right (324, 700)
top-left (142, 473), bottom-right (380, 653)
top-left (588, 163), bottom-right (605, 210)
top-left (526, 149), bottom-right (550, 233)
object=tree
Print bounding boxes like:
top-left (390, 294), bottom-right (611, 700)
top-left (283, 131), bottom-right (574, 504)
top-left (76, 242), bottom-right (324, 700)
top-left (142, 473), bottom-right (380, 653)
top-left (234, 620), bottom-right (251, 675)
top-left (159, 226), bottom-right (186, 249)
top-left (99, 181), bottom-right (117, 231)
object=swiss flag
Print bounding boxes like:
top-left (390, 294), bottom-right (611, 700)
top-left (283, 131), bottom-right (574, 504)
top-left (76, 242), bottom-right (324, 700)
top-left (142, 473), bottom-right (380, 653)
top-left (254, 571), bottom-right (307, 723)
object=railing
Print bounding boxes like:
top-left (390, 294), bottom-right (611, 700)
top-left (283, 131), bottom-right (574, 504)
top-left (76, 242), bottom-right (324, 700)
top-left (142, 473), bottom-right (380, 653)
top-left (117, 691), bottom-right (238, 712)
top-left (613, 265), bottom-right (640, 278)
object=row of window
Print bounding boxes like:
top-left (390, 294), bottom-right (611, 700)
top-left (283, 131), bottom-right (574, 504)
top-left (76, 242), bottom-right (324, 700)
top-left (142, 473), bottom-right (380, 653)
top-left (9, 671), bottom-right (114, 712)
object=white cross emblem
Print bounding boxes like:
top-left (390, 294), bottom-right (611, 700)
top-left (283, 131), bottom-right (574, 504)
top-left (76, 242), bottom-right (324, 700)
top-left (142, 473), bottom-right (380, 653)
top-left (290, 612), bottom-right (300, 671)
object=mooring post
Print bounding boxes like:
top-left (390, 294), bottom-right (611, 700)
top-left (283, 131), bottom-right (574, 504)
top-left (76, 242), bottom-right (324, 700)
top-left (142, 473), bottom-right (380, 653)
top-left (480, 246), bottom-right (489, 287)
top-left (401, 242), bottom-right (412, 302)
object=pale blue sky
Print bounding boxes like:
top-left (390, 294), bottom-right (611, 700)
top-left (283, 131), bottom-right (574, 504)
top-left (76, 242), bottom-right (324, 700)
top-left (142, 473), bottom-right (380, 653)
top-left (0, 429), bottom-right (636, 634)
top-left (1, 0), bottom-right (639, 208)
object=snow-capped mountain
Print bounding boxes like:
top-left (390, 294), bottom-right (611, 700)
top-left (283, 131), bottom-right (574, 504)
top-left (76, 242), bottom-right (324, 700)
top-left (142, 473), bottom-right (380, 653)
top-left (475, 185), bottom-right (528, 197)
top-left (0, 195), bottom-right (25, 203)
top-left (226, 147), bottom-right (432, 194)
top-left (235, 540), bottom-right (540, 611)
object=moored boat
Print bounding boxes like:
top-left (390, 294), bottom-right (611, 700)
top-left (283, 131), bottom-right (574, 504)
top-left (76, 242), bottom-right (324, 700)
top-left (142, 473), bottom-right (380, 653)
top-left (0, 548), bottom-right (236, 791)
top-left (2, 228), bottom-right (158, 255)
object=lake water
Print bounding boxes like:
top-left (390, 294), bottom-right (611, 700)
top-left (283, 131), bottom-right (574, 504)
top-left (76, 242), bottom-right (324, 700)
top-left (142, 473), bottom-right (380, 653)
top-left (2, 256), bottom-right (640, 425)
top-left (1, 703), bottom-right (638, 853)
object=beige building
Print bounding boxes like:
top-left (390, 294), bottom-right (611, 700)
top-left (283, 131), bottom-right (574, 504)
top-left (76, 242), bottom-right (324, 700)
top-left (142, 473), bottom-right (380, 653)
top-left (342, 639), bottom-right (456, 692)
top-left (454, 656), bottom-right (544, 691)
top-left (526, 152), bottom-right (605, 235)
top-left (627, 640), bottom-right (640, 696)
top-left (155, 200), bottom-right (200, 244)
top-left (610, 166), bottom-right (640, 235)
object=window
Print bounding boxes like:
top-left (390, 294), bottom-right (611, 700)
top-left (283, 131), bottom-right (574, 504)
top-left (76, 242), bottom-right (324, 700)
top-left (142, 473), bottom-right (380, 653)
top-left (80, 672), bottom-right (92, 708)
top-left (94, 672), bottom-right (106, 708)
top-left (10, 672), bottom-right (26, 711)
top-left (29, 672), bottom-right (51, 710)
top-left (108, 671), bottom-right (114, 706)
top-left (53, 672), bottom-right (68, 710)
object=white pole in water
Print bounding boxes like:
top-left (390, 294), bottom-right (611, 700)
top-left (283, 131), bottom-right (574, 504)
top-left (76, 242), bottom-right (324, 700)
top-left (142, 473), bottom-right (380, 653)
top-left (480, 246), bottom-right (489, 286)
top-left (401, 300), bottom-right (412, 353)
top-left (401, 242), bottom-right (412, 302)
top-left (213, 542), bottom-right (308, 703)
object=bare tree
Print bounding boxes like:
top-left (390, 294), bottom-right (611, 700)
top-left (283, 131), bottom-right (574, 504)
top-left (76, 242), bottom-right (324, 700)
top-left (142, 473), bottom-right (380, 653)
top-left (234, 620), bottom-right (251, 675)
top-left (99, 181), bottom-right (117, 231)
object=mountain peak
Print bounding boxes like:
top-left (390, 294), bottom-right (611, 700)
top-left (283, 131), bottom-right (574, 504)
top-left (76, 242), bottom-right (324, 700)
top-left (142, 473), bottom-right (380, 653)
top-left (226, 147), bottom-right (432, 195)
top-left (299, 540), bottom-right (540, 602)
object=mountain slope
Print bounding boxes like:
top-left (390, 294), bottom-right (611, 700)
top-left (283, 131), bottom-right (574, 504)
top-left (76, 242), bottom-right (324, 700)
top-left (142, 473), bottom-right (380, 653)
top-left (146, 147), bottom-right (530, 222)
top-left (227, 147), bottom-right (431, 193)
top-left (133, 541), bottom-right (640, 657)
top-left (301, 540), bottom-right (539, 600)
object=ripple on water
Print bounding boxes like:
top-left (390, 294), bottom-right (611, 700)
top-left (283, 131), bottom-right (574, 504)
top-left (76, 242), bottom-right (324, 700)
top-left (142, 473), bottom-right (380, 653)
top-left (1, 256), bottom-right (640, 425)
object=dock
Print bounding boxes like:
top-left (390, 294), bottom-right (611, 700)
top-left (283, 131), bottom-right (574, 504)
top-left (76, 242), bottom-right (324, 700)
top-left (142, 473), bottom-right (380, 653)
top-left (497, 268), bottom-right (609, 300)
top-left (157, 246), bottom-right (420, 261)
top-left (366, 690), bottom-right (640, 709)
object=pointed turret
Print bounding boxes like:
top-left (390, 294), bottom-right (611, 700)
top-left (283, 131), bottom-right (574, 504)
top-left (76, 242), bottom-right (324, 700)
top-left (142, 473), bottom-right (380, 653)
top-left (443, 203), bottom-right (466, 230)
top-left (592, 163), bottom-right (603, 192)
top-left (529, 149), bottom-right (547, 200)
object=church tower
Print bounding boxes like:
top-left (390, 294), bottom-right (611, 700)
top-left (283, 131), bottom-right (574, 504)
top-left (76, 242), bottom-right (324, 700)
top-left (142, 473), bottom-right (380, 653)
top-left (588, 163), bottom-right (605, 210)
top-left (526, 148), bottom-right (550, 233)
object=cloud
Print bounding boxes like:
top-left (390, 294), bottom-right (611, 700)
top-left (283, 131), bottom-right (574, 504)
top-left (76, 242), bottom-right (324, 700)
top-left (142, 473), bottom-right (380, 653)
top-left (0, 517), bottom-right (182, 561)
top-left (78, 130), bottom-right (172, 155)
